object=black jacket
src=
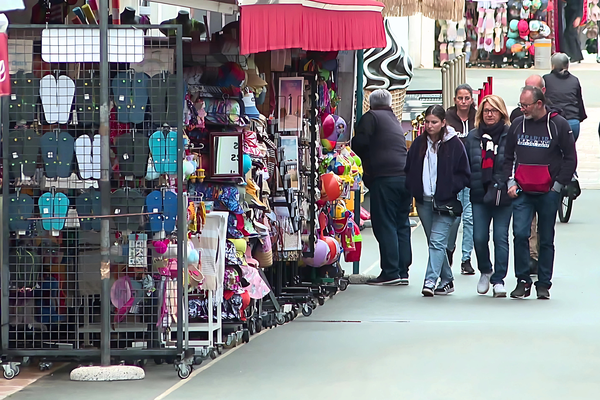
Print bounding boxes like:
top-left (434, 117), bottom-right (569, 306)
top-left (445, 105), bottom-right (477, 143)
top-left (503, 111), bottom-right (577, 190)
top-left (543, 70), bottom-right (587, 122)
top-left (352, 108), bottom-right (407, 188)
top-left (405, 131), bottom-right (471, 204)
top-left (465, 124), bottom-right (512, 205)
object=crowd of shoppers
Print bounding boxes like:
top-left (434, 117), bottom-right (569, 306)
top-left (353, 57), bottom-right (580, 300)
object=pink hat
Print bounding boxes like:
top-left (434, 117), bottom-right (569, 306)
top-left (518, 20), bottom-right (530, 39)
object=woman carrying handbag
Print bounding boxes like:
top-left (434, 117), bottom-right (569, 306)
top-left (405, 105), bottom-right (471, 296)
top-left (464, 95), bottom-right (513, 298)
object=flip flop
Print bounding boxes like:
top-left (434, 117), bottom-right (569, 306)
top-left (40, 75), bottom-right (59, 124)
top-left (149, 73), bottom-right (168, 125)
top-left (130, 72), bottom-right (149, 124)
top-left (9, 193), bottom-right (34, 232)
top-left (132, 133), bottom-right (149, 178)
top-left (146, 190), bottom-right (163, 233)
top-left (57, 131), bottom-right (74, 178)
top-left (165, 130), bottom-right (178, 175)
top-left (52, 192), bottom-right (70, 231)
top-left (76, 74), bottom-right (100, 126)
top-left (145, 155), bottom-right (160, 180)
top-left (8, 130), bottom-right (25, 180)
top-left (116, 132), bottom-right (135, 177)
top-left (41, 131), bottom-right (59, 178)
top-left (76, 191), bottom-right (94, 231)
top-left (111, 188), bottom-right (128, 231)
top-left (75, 134), bottom-right (93, 179)
top-left (163, 191), bottom-right (177, 233)
top-left (56, 75), bottom-right (75, 124)
top-left (21, 73), bottom-right (39, 123)
top-left (112, 72), bottom-right (130, 123)
top-left (39, 192), bottom-right (54, 231)
top-left (149, 130), bottom-right (167, 174)
top-left (165, 73), bottom-right (181, 127)
top-left (8, 72), bottom-right (21, 123)
top-left (91, 189), bottom-right (102, 231)
top-left (127, 189), bottom-right (145, 231)
top-left (22, 129), bottom-right (40, 178)
top-left (91, 134), bottom-right (101, 179)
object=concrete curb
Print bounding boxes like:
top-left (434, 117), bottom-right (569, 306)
top-left (348, 274), bottom-right (377, 284)
top-left (70, 365), bottom-right (145, 382)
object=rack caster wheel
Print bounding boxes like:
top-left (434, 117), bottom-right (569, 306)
top-left (136, 359), bottom-right (147, 368)
top-left (39, 362), bottom-right (52, 371)
top-left (177, 364), bottom-right (192, 379)
top-left (3, 369), bottom-right (15, 380)
top-left (256, 317), bottom-right (263, 333)
top-left (317, 296), bottom-right (325, 306)
top-left (291, 308), bottom-right (298, 320)
top-left (193, 356), bottom-right (203, 366)
top-left (224, 334), bottom-right (236, 349)
top-left (338, 280), bottom-right (348, 291)
top-left (248, 319), bottom-right (256, 335)
top-left (154, 358), bottom-right (165, 365)
top-left (276, 314), bottom-right (286, 325)
top-left (302, 304), bottom-right (313, 317)
top-left (216, 345), bottom-right (223, 355)
top-left (209, 349), bottom-right (217, 360)
top-left (242, 330), bottom-right (250, 343)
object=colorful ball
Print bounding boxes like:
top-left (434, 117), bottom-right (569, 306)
top-left (302, 239), bottom-right (329, 267)
top-left (320, 114), bottom-right (347, 153)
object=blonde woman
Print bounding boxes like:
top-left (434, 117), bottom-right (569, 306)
top-left (464, 95), bottom-right (512, 298)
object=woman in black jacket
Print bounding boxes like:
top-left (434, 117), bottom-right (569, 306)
top-left (464, 95), bottom-right (512, 298)
top-left (405, 105), bottom-right (470, 296)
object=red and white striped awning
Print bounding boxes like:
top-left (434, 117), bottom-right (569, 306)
top-left (239, 0), bottom-right (387, 55)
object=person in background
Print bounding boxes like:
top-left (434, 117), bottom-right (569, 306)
top-left (352, 89), bottom-right (412, 286)
top-left (504, 86), bottom-right (577, 300)
top-left (465, 95), bottom-right (513, 298)
top-left (405, 105), bottom-right (470, 296)
top-left (445, 84), bottom-right (476, 275)
top-left (543, 53), bottom-right (587, 142)
top-left (562, 0), bottom-right (584, 63)
top-left (509, 75), bottom-right (549, 276)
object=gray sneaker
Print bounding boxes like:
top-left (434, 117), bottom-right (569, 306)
top-left (477, 272), bottom-right (492, 294)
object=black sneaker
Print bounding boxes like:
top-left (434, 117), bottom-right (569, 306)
top-left (366, 276), bottom-right (402, 286)
top-left (399, 277), bottom-right (409, 286)
top-left (529, 257), bottom-right (538, 276)
top-left (460, 259), bottom-right (475, 275)
top-left (536, 286), bottom-right (550, 299)
top-left (422, 281), bottom-right (435, 297)
top-left (510, 280), bottom-right (532, 299)
top-left (434, 281), bottom-right (455, 295)
top-left (447, 249), bottom-right (455, 266)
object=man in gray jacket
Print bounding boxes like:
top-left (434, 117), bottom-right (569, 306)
top-left (352, 89), bottom-right (412, 285)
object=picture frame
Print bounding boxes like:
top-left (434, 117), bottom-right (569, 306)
top-left (208, 132), bottom-right (243, 179)
top-left (277, 136), bottom-right (300, 191)
top-left (278, 77), bottom-right (304, 132)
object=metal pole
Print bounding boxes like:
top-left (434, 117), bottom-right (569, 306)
top-left (0, 95), bottom-right (9, 351)
top-left (441, 66), bottom-right (448, 109)
top-left (98, 0), bottom-right (111, 366)
top-left (175, 25), bottom-right (184, 354)
top-left (353, 49), bottom-right (365, 275)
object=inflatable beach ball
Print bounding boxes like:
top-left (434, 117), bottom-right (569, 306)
top-left (320, 114), bottom-right (347, 153)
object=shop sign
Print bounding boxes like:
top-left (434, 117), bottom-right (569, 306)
top-left (0, 32), bottom-right (9, 96)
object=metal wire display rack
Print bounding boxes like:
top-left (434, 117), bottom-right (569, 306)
top-left (0, 23), bottom-right (193, 379)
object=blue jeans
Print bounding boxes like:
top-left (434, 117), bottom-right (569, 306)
top-left (568, 119), bottom-right (580, 142)
top-left (512, 191), bottom-right (561, 289)
top-left (370, 176), bottom-right (413, 279)
top-left (416, 200), bottom-right (457, 285)
top-left (448, 187), bottom-right (474, 262)
top-left (472, 203), bottom-right (513, 285)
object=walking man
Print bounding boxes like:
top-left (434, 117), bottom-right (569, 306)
top-left (352, 89), bottom-right (412, 285)
top-left (504, 86), bottom-right (577, 299)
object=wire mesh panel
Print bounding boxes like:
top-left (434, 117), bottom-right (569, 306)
top-left (2, 25), bottom-right (184, 360)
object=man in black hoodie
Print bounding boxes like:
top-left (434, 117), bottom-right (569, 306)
top-left (504, 86), bottom-right (577, 300)
top-left (352, 89), bottom-right (412, 286)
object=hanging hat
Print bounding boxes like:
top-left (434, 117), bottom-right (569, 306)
top-left (529, 20), bottom-right (541, 31)
top-left (245, 67), bottom-right (267, 90)
top-left (217, 62), bottom-right (246, 88)
top-left (508, 20), bottom-right (520, 38)
top-left (242, 91), bottom-right (260, 119)
top-left (518, 19), bottom-right (530, 39)
top-left (539, 22), bottom-right (551, 37)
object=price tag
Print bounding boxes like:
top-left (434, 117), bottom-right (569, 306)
top-left (115, 208), bottom-right (121, 214)
top-left (153, 208), bottom-right (158, 213)
top-left (84, 94), bottom-right (90, 100)
top-left (43, 208), bottom-right (50, 214)
top-left (12, 152), bottom-right (18, 159)
top-left (119, 95), bottom-right (125, 102)
top-left (47, 151), bottom-right (54, 158)
top-left (123, 153), bottom-right (129, 160)
top-left (11, 94), bottom-right (16, 101)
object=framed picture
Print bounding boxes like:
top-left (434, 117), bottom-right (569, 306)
top-left (278, 77), bottom-right (304, 132)
top-left (277, 136), bottom-right (300, 191)
top-left (208, 132), bottom-right (243, 179)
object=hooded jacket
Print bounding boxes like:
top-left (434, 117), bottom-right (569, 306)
top-left (352, 108), bottom-right (407, 188)
top-left (465, 124), bottom-right (511, 205)
top-left (543, 70), bottom-right (587, 122)
top-left (445, 105), bottom-right (477, 143)
top-left (503, 109), bottom-right (577, 192)
top-left (405, 126), bottom-right (471, 204)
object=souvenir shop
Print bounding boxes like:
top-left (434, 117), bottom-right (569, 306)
top-left (0, 0), bottom-right (385, 379)
top-left (435, 0), bottom-right (556, 68)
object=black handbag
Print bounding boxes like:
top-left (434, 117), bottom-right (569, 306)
top-left (432, 197), bottom-right (463, 217)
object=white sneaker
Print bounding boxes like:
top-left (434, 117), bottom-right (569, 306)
top-left (477, 272), bottom-right (492, 294)
top-left (493, 283), bottom-right (507, 298)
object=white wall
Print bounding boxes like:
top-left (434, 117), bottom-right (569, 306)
top-left (407, 13), bottom-right (435, 69)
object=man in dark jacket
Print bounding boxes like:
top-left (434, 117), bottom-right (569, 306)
top-left (352, 89), bottom-right (412, 286)
top-left (543, 53), bottom-right (587, 141)
top-left (504, 86), bottom-right (577, 300)
top-left (445, 84), bottom-right (476, 275)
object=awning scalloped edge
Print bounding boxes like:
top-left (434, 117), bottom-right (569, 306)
top-left (382, 0), bottom-right (464, 22)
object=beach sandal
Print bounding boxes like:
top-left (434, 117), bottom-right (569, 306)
top-left (146, 190), bottom-right (163, 233)
top-left (111, 188), bottom-right (129, 232)
top-left (132, 133), bottom-right (149, 178)
top-left (39, 192), bottom-right (54, 231)
top-left (56, 131), bottom-right (74, 178)
top-left (8, 130), bottom-right (24, 180)
top-left (21, 130), bottom-right (40, 178)
top-left (149, 130), bottom-right (167, 174)
top-left (56, 75), bottom-right (75, 124)
top-left (116, 132), bottom-right (135, 177)
top-left (165, 130), bottom-right (178, 175)
top-left (52, 192), bottom-right (69, 231)
top-left (9, 193), bottom-right (34, 232)
top-left (112, 72), bottom-right (130, 123)
top-left (116, 131), bottom-right (149, 178)
top-left (75, 74), bottom-right (100, 126)
top-left (40, 75), bottom-right (59, 124)
top-left (8, 73), bottom-right (21, 123)
top-left (163, 190), bottom-right (177, 233)
top-left (41, 131), bottom-right (60, 178)
top-left (127, 189), bottom-right (145, 231)
top-left (149, 73), bottom-right (169, 126)
top-left (76, 191), bottom-right (94, 231)
top-left (91, 134), bottom-right (101, 179)
top-left (19, 73), bottom-right (39, 123)
top-left (165, 73), bottom-right (181, 128)
top-left (75, 134), bottom-right (93, 179)
top-left (130, 72), bottom-right (149, 124)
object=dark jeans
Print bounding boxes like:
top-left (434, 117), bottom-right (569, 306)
top-left (512, 190), bottom-right (561, 289)
top-left (567, 119), bottom-right (580, 142)
top-left (370, 176), bottom-right (412, 279)
top-left (472, 203), bottom-right (512, 285)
